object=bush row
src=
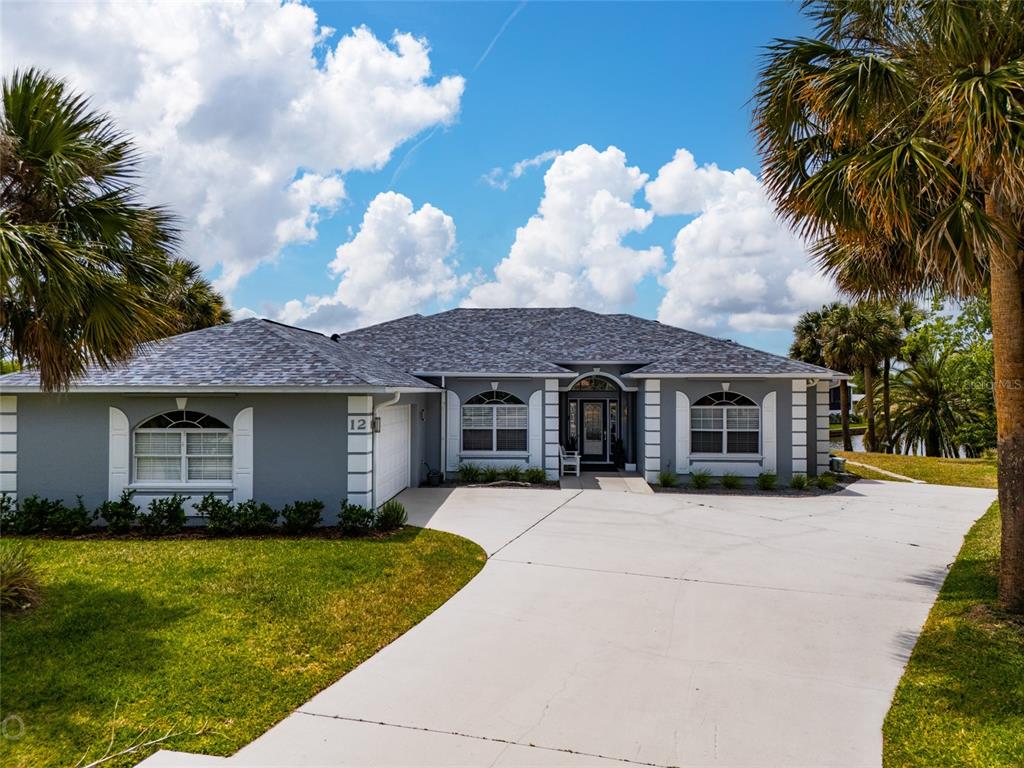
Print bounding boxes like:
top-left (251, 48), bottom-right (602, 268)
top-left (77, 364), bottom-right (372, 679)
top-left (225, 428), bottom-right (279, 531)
top-left (0, 491), bottom-right (407, 537)
top-left (657, 469), bottom-right (837, 492)
top-left (458, 464), bottom-right (548, 485)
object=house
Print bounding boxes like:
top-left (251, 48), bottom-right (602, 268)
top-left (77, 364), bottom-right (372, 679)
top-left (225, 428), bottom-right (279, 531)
top-left (0, 308), bottom-right (844, 521)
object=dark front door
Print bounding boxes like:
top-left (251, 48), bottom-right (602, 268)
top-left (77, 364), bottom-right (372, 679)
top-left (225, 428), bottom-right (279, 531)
top-left (580, 400), bottom-right (607, 462)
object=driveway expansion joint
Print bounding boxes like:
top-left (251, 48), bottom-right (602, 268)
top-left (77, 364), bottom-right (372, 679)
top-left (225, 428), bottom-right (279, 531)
top-left (293, 711), bottom-right (677, 768)
top-left (489, 490), bottom-right (583, 557)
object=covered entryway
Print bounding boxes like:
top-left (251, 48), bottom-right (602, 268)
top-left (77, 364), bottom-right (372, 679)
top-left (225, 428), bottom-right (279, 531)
top-left (561, 373), bottom-right (638, 470)
top-left (374, 404), bottom-right (410, 504)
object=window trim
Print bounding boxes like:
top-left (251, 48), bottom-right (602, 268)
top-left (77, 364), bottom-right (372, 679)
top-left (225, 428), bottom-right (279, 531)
top-left (133, 419), bottom-right (233, 486)
top-left (461, 391), bottom-right (528, 454)
top-left (689, 392), bottom-right (762, 458)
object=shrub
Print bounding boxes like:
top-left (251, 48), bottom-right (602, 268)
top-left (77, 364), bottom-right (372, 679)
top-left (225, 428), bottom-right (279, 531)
top-left (139, 494), bottom-right (187, 535)
top-left (281, 499), bottom-right (323, 534)
top-left (235, 500), bottom-right (278, 533)
top-left (195, 493), bottom-right (236, 535)
top-left (789, 473), bottom-right (809, 490)
top-left (689, 469), bottom-right (711, 489)
top-left (2, 495), bottom-right (59, 534)
top-left (524, 467), bottom-right (547, 484)
top-left (721, 472), bottom-right (742, 490)
top-left (96, 490), bottom-right (139, 534)
top-left (339, 502), bottom-right (374, 536)
top-left (47, 496), bottom-right (94, 535)
top-left (756, 472), bottom-right (777, 491)
top-left (658, 469), bottom-right (678, 488)
top-left (502, 465), bottom-right (523, 482)
top-left (481, 466), bottom-right (500, 483)
top-left (458, 464), bottom-right (481, 484)
top-left (816, 472), bottom-right (837, 490)
top-left (375, 499), bottom-right (407, 532)
top-left (0, 542), bottom-right (41, 612)
top-left (0, 493), bottom-right (15, 527)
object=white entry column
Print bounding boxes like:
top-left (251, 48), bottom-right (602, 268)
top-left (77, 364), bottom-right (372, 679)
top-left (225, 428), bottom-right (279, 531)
top-left (347, 395), bottom-right (373, 508)
top-left (791, 379), bottom-right (808, 475)
top-left (543, 379), bottom-right (560, 480)
top-left (815, 381), bottom-right (831, 475)
top-left (644, 379), bottom-right (661, 483)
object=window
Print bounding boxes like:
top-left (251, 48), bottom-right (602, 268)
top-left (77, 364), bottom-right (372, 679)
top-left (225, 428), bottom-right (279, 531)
top-left (462, 391), bottom-right (528, 452)
top-left (570, 375), bottom-right (616, 391)
top-left (134, 410), bottom-right (232, 483)
top-left (690, 392), bottom-right (760, 455)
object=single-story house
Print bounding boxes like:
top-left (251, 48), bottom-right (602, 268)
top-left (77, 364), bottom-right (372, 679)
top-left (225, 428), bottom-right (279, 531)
top-left (0, 308), bottom-right (844, 522)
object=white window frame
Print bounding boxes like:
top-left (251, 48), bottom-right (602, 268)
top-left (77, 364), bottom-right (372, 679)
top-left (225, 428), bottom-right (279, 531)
top-left (133, 426), bottom-right (233, 487)
top-left (461, 392), bottom-right (529, 455)
top-left (690, 397), bottom-right (761, 458)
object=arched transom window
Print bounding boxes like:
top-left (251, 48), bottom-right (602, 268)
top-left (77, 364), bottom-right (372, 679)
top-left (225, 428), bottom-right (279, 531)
top-left (462, 391), bottom-right (528, 452)
top-left (135, 410), bottom-right (232, 483)
top-left (690, 392), bottom-right (760, 455)
top-left (570, 375), bottom-right (616, 391)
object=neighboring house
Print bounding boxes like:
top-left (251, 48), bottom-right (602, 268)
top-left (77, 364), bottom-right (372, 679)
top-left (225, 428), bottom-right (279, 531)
top-left (0, 308), bottom-right (844, 522)
top-left (828, 381), bottom-right (864, 421)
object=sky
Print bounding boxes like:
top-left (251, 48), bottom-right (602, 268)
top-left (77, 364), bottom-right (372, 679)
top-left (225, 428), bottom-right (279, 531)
top-left (2, 1), bottom-right (836, 355)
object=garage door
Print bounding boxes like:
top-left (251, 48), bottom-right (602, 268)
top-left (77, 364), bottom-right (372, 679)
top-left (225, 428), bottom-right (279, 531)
top-left (375, 404), bottom-right (411, 505)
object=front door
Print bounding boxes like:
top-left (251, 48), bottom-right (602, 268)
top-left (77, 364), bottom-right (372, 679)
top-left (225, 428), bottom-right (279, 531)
top-left (580, 400), bottom-right (607, 462)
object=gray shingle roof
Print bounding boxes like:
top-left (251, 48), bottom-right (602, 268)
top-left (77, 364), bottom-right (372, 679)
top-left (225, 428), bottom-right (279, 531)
top-left (335, 307), bottom-right (840, 378)
top-left (0, 319), bottom-right (434, 391)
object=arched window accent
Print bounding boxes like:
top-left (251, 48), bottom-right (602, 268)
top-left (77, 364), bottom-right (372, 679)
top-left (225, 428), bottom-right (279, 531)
top-left (462, 391), bottom-right (528, 452)
top-left (691, 391), bottom-right (760, 455)
top-left (135, 410), bottom-right (232, 483)
top-left (570, 375), bottom-right (616, 391)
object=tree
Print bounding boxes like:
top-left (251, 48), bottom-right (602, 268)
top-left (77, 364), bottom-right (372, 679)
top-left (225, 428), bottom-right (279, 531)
top-left (889, 346), bottom-right (974, 457)
top-left (155, 258), bottom-right (231, 337)
top-left (754, 1), bottom-right (1024, 611)
top-left (818, 304), bottom-right (858, 451)
top-left (791, 303), bottom-right (853, 446)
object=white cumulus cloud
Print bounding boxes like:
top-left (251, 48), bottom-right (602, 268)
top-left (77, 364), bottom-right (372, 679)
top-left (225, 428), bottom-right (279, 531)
top-left (647, 149), bottom-right (837, 333)
top-left (2, 2), bottom-right (464, 292)
top-left (278, 192), bottom-right (464, 331)
top-left (466, 144), bottom-right (664, 309)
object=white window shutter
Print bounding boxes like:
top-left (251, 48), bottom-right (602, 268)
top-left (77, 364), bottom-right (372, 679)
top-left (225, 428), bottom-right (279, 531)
top-left (675, 391), bottom-right (690, 474)
top-left (445, 391), bottom-right (461, 472)
top-left (233, 407), bottom-right (254, 502)
top-left (108, 407), bottom-right (129, 500)
top-left (762, 391), bottom-right (777, 473)
top-left (528, 390), bottom-right (543, 468)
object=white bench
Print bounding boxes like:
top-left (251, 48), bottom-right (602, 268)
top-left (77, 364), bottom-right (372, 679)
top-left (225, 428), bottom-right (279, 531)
top-left (559, 444), bottom-right (581, 477)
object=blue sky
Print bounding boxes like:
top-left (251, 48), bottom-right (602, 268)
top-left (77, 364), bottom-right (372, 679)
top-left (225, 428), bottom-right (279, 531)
top-left (6, 1), bottom-right (829, 355)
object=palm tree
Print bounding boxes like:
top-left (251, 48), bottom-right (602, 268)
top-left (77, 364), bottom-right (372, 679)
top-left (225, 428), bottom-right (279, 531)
top-left (754, 1), bottom-right (1024, 611)
top-left (819, 304), bottom-right (858, 451)
top-left (791, 303), bottom-right (851, 445)
top-left (889, 348), bottom-right (973, 457)
top-left (155, 258), bottom-right (231, 337)
top-left (1, 69), bottom-right (176, 390)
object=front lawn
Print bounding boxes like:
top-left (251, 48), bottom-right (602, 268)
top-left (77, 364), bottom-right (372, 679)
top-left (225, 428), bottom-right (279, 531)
top-left (835, 451), bottom-right (997, 488)
top-left (0, 530), bottom-right (485, 767)
top-left (883, 503), bottom-right (1024, 766)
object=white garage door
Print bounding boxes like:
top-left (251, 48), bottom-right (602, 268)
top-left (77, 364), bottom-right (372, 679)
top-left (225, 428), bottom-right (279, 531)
top-left (375, 404), bottom-right (411, 505)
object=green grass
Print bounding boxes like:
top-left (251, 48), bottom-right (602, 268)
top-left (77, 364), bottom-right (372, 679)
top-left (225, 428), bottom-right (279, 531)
top-left (836, 451), bottom-right (997, 488)
top-left (0, 530), bottom-right (485, 767)
top-left (883, 503), bottom-right (1024, 766)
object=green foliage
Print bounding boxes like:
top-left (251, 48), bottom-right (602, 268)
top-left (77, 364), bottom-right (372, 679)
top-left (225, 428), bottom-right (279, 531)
top-left (195, 494), bottom-right (235, 535)
top-left (280, 500), bottom-right (323, 534)
top-left (816, 473), bottom-right (837, 490)
top-left (375, 500), bottom-right (408, 532)
top-left (46, 495), bottom-right (93, 535)
top-left (458, 464), bottom-right (481, 483)
top-left (139, 494), bottom-right (187, 535)
top-left (96, 489), bottom-right (139, 534)
top-left (756, 472), bottom-right (777, 491)
top-left (789, 473), bottom-right (810, 490)
top-left (0, 542), bottom-right (40, 612)
top-left (658, 469), bottom-right (678, 488)
top-left (689, 469), bottom-right (711, 489)
top-left (234, 500), bottom-right (278, 534)
top-left (0, 495), bottom-right (47, 534)
top-left (502, 465), bottom-right (523, 482)
top-left (480, 466), bottom-right (500, 483)
top-left (524, 467), bottom-right (548, 484)
top-left (339, 502), bottom-right (374, 536)
top-left (721, 472), bottom-right (742, 490)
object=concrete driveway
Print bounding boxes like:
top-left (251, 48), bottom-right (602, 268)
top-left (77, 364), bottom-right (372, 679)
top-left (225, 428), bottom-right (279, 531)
top-left (225, 480), bottom-right (993, 767)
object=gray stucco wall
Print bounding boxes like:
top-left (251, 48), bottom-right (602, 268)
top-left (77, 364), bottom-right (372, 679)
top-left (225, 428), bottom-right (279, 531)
top-left (16, 393), bottom-right (353, 520)
top-left (658, 379), bottom-right (798, 480)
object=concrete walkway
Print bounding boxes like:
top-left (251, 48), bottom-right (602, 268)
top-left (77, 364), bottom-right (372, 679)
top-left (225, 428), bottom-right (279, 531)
top-left (149, 480), bottom-right (994, 767)
top-left (559, 470), bottom-right (653, 494)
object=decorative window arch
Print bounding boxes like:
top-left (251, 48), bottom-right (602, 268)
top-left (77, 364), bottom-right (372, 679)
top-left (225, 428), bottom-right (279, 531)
top-left (690, 391), bottom-right (760, 455)
top-left (134, 410), bottom-right (232, 482)
top-left (462, 391), bottom-right (528, 452)
top-left (569, 375), bottom-right (617, 392)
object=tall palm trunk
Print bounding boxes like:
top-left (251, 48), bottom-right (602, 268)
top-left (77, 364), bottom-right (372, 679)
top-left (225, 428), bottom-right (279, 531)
top-left (991, 249), bottom-right (1024, 613)
top-left (863, 366), bottom-right (876, 452)
top-left (882, 358), bottom-right (892, 453)
top-left (839, 380), bottom-right (852, 451)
